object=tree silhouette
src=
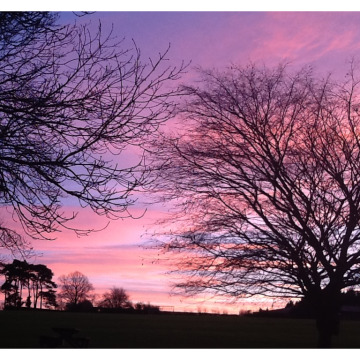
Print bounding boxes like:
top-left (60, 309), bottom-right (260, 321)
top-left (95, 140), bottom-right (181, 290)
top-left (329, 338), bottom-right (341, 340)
top-left (149, 61), bottom-right (360, 347)
top-left (99, 287), bottom-right (132, 309)
top-left (0, 12), bottom-right (185, 254)
top-left (30, 264), bottom-right (57, 309)
top-left (58, 271), bottom-right (93, 307)
top-left (0, 259), bottom-right (57, 309)
top-left (40, 289), bottom-right (57, 309)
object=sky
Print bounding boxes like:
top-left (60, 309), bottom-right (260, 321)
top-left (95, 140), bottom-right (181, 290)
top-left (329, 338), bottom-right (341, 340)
top-left (4, 9), bottom-right (360, 314)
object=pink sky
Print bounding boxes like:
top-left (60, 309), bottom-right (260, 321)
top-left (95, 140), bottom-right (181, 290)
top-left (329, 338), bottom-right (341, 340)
top-left (3, 11), bottom-right (360, 314)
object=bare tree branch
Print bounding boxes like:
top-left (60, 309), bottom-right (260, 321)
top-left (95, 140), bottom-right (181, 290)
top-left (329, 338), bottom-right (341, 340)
top-left (0, 12), bottom-right (186, 248)
top-left (148, 61), bottom-right (360, 346)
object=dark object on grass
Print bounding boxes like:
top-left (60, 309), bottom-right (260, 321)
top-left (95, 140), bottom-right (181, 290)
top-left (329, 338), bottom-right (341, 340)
top-left (39, 327), bottom-right (89, 348)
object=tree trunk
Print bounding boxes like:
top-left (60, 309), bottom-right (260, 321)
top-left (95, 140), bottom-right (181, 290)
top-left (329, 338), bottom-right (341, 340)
top-left (33, 284), bottom-right (38, 309)
top-left (316, 311), bottom-right (339, 347)
top-left (314, 290), bottom-right (341, 348)
top-left (40, 283), bottom-right (43, 309)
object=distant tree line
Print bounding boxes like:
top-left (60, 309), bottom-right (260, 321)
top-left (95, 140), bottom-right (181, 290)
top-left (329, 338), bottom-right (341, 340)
top-left (96, 286), bottom-right (158, 313)
top-left (246, 289), bottom-right (360, 319)
top-left (0, 260), bottom-right (159, 313)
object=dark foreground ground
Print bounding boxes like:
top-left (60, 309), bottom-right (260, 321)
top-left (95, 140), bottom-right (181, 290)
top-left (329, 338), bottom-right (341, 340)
top-left (1, 310), bottom-right (360, 348)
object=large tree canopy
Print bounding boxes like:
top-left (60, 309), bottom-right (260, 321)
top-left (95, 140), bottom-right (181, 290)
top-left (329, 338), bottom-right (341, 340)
top-left (0, 12), bottom-right (184, 254)
top-left (149, 61), bottom-right (360, 346)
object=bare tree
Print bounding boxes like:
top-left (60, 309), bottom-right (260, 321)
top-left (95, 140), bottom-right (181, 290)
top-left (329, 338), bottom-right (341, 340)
top-left (58, 271), bottom-right (93, 306)
top-left (148, 61), bottom-right (360, 347)
top-left (0, 12), bottom-right (185, 253)
top-left (98, 286), bottom-right (131, 309)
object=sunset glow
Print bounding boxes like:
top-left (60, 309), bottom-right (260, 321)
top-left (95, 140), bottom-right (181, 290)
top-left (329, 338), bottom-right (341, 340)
top-left (3, 10), bottom-right (360, 315)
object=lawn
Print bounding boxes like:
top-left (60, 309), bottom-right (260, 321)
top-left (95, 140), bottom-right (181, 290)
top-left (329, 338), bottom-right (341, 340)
top-left (1, 310), bottom-right (360, 348)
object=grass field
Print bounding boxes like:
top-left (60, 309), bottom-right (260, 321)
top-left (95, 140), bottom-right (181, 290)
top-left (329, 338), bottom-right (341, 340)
top-left (1, 310), bottom-right (360, 348)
